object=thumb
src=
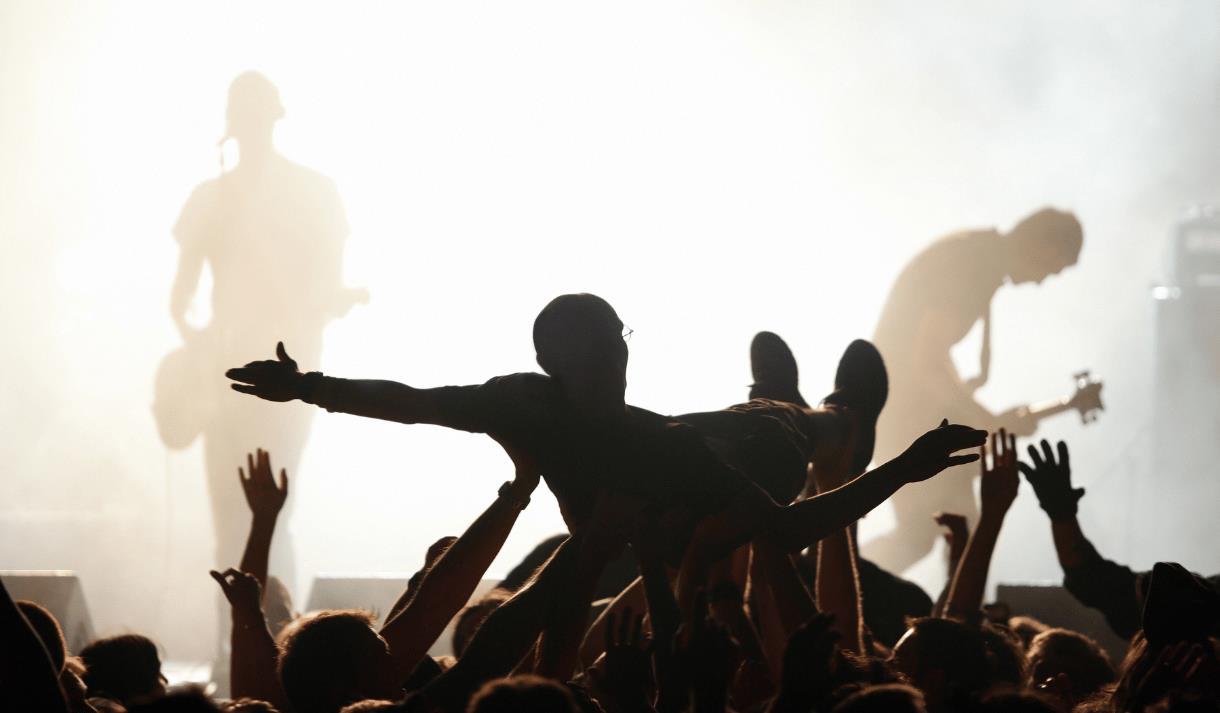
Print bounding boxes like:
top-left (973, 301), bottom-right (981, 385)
top-left (276, 341), bottom-right (295, 366)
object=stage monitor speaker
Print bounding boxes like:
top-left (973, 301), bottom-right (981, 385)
top-left (996, 582), bottom-right (1130, 662)
top-left (1, 570), bottom-right (96, 653)
top-left (306, 575), bottom-right (500, 656)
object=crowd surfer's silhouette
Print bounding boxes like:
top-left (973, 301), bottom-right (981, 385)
top-left (156, 71), bottom-right (365, 586)
top-left (226, 293), bottom-right (986, 676)
top-left (864, 208), bottom-right (1083, 575)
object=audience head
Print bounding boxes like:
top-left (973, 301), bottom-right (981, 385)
top-left (223, 699), bottom-right (282, 713)
top-left (1025, 628), bottom-right (1115, 700)
top-left (1003, 207), bottom-right (1082, 284)
top-left (980, 623), bottom-right (1027, 688)
top-left (533, 294), bottom-right (628, 413)
top-left (453, 589), bottom-right (512, 657)
top-left (127, 688), bottom-right (221, 712)
top-left (829, 683), bottom-right (928, 713)
top-left (18, 599), bottom-right (68, 673)
top-left (1008, 616), bottom-right (1050, 650)
top-left (79, 633), bottom-right (167, 705)
top-left (466, 675), bottom-right (578, 713)
top-left (974, 690), bottom-right (1060, 713)
top-left (891, 618), bottom-right (991, 712)
top-left (278, 610), bottom-right (398, 713)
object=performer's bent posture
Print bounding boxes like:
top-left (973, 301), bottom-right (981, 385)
top-left (227, 294), bottom-right (984, 673)
top-left (866, 208), bottom-right (1083, 575)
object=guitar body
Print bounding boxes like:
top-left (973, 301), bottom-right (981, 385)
top-left (152, 333), bottom-right (220, 450)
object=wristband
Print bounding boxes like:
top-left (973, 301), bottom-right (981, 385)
top-left (498, 481), bottom-right (530, 510)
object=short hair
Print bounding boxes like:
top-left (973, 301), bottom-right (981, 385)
top-left (277, 610), bottom-right (389, 713)
top-left (453, 589), bottom-right (512, 657)
top-left (223, 698), bottom-right (283, 713)
top-left (532, 294), bottom-right (621, 375)
top-left (17, 600), bottom-right (67, 673)
top-left (467, 676), bottom-right (578, 713)
top-left (830, 683), bottom-right (927, 713)
top-left (1027, 628), bottom-right (1115, 700)
top-left (901, 618), bottom-right (992, 706)
top-left (980, 623), bottom-right (1027, 687)
top-left (79, 634), bottom-right (164, 704)
top-left (1008, 208), bottom-right (1083, 262)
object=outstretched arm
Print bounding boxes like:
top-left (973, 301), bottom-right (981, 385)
top-left (238, 449), bottom-right (289, 592)
top-left (380, 446), bottom-right (541, 679)
top-left (0, 578), bottom-right (69, 712)
top-left (676, 422), bottom-right (985, 614)
top-left (1020, 439), bottom-right (1142, 638)
top-left (225, 342), bottom-right (460, 425)
top-left (944, 430), bottom-right (1018, 618)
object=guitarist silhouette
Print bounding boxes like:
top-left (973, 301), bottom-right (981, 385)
top-left (864, 208), bottom-right (1095, 575)
top-left (155, 71), bottom-right (365, 588)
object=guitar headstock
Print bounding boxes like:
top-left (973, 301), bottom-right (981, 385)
top-left (1069, 370), bottom-right (1105, 424)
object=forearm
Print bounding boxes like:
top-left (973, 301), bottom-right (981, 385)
top-left (751, 539), bottom-right (816, 638)
top-left (382, 491), bottom-right (526, 674)
top-left (417, 538), bottom-right (579, 712)
top-left (230, 610), bottom-right (287, 710)
top-left (302, 376), bottom-right (440, 424)
top-left (816, 527), bottom-right (863, 654)
top-left (1050, 517), bottom-right (1098, 571)
top-left (770, 464), bottom-right (905, 553)
top-left (239, 517), bottom-right (277, 590)
top-left (944, 511), bottom-right (1005, 617)
top-left (932, 543), bottom-right (965, 617)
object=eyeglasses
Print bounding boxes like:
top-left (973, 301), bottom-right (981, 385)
top-left (622, 326), bottom-right (634, 342)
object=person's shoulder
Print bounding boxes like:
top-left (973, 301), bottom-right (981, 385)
top-left (481, 372), bottom-right (559, 399)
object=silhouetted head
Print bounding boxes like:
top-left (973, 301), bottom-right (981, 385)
top-left (127, 689), bottom-right (222, 713)
top-left (79, 634), bottom-right (167, 705)
top-left (830, 683), bottom-right (928, 713)
top-left (891, 618), bottom-right (991, 713)
top-left (533, 294), bottom-right (629, 416)
top-left (467, 675), bottom-right (579, 713)
top-left (1003, 208), bottom-right (1083, 285)
top-left (224, 71), bottom-right (284, 150)
top-left (453, 588), bottom-right (512, 657)
top-left (973, 691), bottom-right (1060, 713)
top-left (278, 610), bottom-right (399, 713)
top-left (17, 600), bottom-right (67, 673)
top-left (1026, 628), bottom-right (1115, 701)
top-left (224, 699), bottom-right (283, 713)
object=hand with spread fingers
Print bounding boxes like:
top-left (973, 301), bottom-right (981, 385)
top-left (979, 428), bottom-right (1019, 517)
top-left (226, 342), bottom-right (305, 402)
top-left (587, 607), bottom-right (653, 713)
top-left (240, 448), bottom-right (289, 521)
top-left (896, 419), bottom-right (988, 484)
top-left (1018, 439), bottom-right (1085, 521)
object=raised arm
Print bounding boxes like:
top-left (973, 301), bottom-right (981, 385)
top-left (413, 537), bottom-right (581, 712)
top-left (811, 433), bottom-right (865, 654)
top-left (238, 449), bottom-right (289, 591)
top-left (380, 445), bottom-right (541, 678)
top-left (225, 342), bottom-right (454, 425)
top-left (211, 569), bottom-right (287, 710)
top-left (1019, 439), bottom-right (1143, 638)
top-left (944, 430), bottom-right (1018, 618)
top-left (0, 578), bottom-right (69, 712)
top-left (931, 512), bottom-right (970, 617)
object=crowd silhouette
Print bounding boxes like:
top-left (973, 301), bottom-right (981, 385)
top-left (4, 72), bottom-right (1220, 713)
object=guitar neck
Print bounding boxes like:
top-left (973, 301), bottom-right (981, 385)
top-left (1025, 396), bottom-right (1074, 422)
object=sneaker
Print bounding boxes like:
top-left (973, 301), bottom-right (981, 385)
top-left (822, 339), bottom-right (888, 473)
top-left (749, 331), bottom-right (809, 407)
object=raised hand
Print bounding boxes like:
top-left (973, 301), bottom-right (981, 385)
top-left (896, 419), bottom-right (987, 483)
top-left (587, 608), bottom-right (653, 713)
top-left (1018, 439), bottom-right (1084, 521)
top-left (933, 511), bottom-right (969, 552)
top-left (241, 449), bottom-right (289, 521)
top-left (979, 429), bottom-right (1019, 517)
top-left (226, 342), bottom-right (304, 402)
top-left (210, 568), bottom-right (263, 618)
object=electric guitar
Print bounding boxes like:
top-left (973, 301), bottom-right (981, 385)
top-left (1017, 371), bottom-right (1105, 425)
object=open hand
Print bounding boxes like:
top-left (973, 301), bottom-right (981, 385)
top-left (587, 607), bottom-right (653, 712)
top-left (1018, 439), bottom-right (1084, 521)
top-left (226, 342), bottom-right (304, 402)
top-left (896, 419), bottom-right (987, 484)
top-left (240, 449), bottom-right (288, 520)
top-left (979, 429), bottom-right (1019, 517)
top-left (210, 568), bottom-right (263, 616)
